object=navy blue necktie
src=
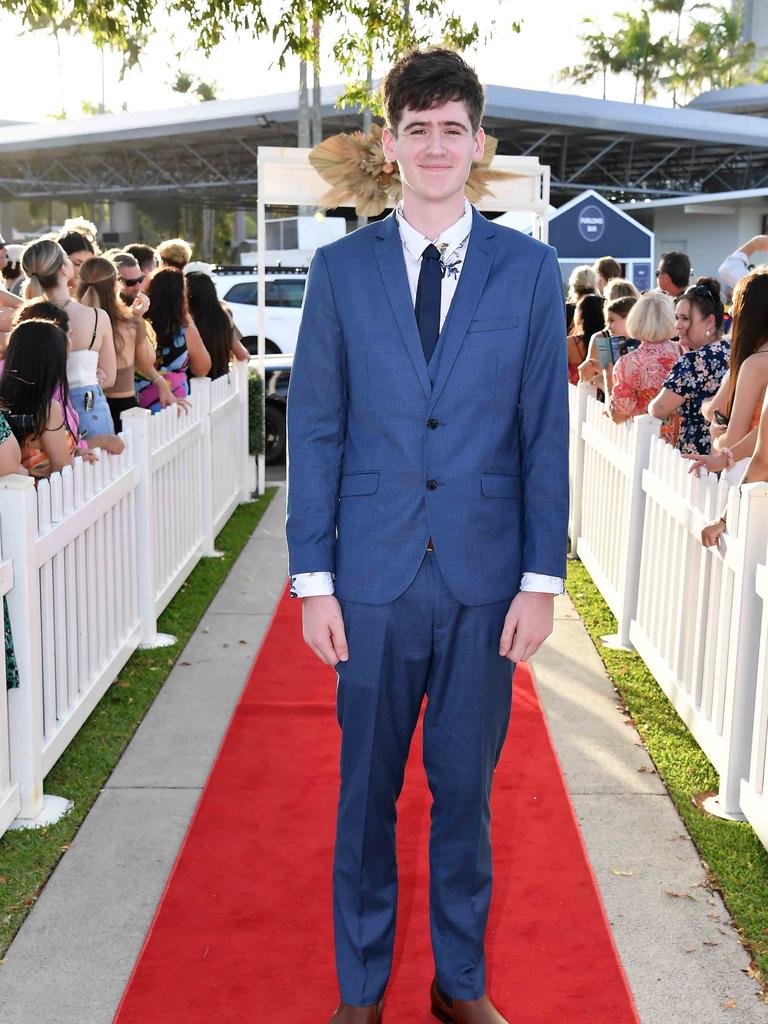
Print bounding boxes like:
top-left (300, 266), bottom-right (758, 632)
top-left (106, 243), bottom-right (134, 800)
top-left (415, 243), bottom-right (442, 365)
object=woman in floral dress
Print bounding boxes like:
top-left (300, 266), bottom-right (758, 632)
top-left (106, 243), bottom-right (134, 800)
top-left (609, 291), bottom-right (681, 443)
top-left (648, 278), bottom-right (729, 455)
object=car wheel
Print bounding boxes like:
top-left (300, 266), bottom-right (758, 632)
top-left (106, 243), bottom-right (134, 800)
top-left (265, 403), bottom-right (287, 464)
top-left (243, 336), bottom-right (281, 355)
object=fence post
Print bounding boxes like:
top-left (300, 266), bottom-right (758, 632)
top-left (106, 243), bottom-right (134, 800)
top-left (121, 408), bottom-right (176, 649)
top-left (569, 382), bottom-right (595, 556)
top-left (705, 483), bottom-right (768, 820)
top-left (0, 475), bottom-right (72, 828)
top-left (190, 377), bottom-right (223, 558)
top-left (603, 414), bottom-right (660, 651)
top-left (234, 360), bottom-right (255, 501)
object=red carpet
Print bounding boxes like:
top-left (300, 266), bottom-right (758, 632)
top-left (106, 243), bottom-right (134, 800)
top-left (114, 587), bottom-right (640, 1024)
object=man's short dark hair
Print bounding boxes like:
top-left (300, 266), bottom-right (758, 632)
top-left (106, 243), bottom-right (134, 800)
top-left (382, 47), bottom-right (485, 135)
top-left (125, 242), bottom-right (156, 271)
top-left (659, 251), bottom-right (691, 289)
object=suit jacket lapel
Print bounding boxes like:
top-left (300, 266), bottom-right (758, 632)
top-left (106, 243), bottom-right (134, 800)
top-left (429, 209), bottom-right (497, 410)
top-left (373, 214), bottom-right (432, 400)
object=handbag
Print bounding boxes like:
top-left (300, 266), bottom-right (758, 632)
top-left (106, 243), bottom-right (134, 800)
top-left (137, 370), bottom-right (188, 410)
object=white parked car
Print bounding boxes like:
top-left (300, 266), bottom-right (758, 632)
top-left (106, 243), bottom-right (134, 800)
top-left (210, 266), bottom-right (307, 355)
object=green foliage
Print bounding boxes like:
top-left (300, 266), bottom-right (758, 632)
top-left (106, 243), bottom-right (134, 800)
top-left (333, 0), bottom-right (509, 114)
top-left (1, 0), bottom-right (504, 119)
top-left (562, 1), bottom-right (762, 105)
top-left (248, 368), bottom-right (265, 456)
top-left (170, 70), bottom-right (219, 102)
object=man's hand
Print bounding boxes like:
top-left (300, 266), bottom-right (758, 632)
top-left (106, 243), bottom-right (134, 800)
top-left (302, 594), bottom-right (349, 666)
top-left (499, 591), bottom-right (555, 663)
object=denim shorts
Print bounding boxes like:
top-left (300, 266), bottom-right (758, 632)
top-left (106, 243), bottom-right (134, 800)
top-left (69, 384), bottom-right (114, 439)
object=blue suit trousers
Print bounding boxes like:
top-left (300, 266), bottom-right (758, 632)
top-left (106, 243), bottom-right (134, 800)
top-left (333, 549), bottom-right (515, 1005)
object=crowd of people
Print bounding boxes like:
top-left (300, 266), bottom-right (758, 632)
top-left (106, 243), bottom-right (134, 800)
top-left (567, 238), bottom-right (768, 548)
top-left (0, 220), bottom-right (251, 691)
top-left (0, 220), bottom-right (249, 482)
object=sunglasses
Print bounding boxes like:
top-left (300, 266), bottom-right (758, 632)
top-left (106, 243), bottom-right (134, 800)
top-left (122, 274), bottom-right (145, 286)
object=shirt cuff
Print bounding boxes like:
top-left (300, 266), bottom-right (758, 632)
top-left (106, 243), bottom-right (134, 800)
top-left (520, 572), bottom-right (564, 595)
top-left (290, 571), bottom-right (335, 598)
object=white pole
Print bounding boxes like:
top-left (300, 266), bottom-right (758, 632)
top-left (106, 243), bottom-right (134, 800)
top-left (122, 408), bottom-right (175, 649)
top-left (569, 382), bottom-right (595, 555)
top-left (257, 155), bottom-right (266, 497)
top-left (603, 414), bottom-right (660, 650)
top-left (191, 377), bottom-right (223, 557)
top-left (0, 475), bottom-right (71, 828)
top-left (234, 359), bottom-right (253, 502)
top-left (707, 483), bottom-right (768, 819)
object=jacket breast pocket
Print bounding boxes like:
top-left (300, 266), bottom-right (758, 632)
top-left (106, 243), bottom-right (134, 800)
top-left (339, 472), bottom-right (380, 497)
top-left (467, 316), bottom-right (519, 334)
top-left (481, 473), bottom-right (520, 498)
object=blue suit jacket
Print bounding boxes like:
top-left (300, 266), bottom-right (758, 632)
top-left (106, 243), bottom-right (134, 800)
top-left (286, 207), bottom-right (569, 606)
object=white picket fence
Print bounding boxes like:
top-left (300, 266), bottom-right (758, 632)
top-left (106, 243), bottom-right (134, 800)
top-left (742, 550), bottom-right (768, 847)
top-left (0, 361), bottom-right (252, 833)
top-left (569, 381), bottom-right (768, 836)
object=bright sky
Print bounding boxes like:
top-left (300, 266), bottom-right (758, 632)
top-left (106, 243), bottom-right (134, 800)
top-left (4, 2), bottom-right (685, 125)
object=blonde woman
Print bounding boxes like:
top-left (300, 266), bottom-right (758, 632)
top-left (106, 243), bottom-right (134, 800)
top-left (22, 238), bottom-right (116, 438)
top-left (78, 257), bottom-right (186, 431)
top-left (609, 291), bottom-right (681, 443)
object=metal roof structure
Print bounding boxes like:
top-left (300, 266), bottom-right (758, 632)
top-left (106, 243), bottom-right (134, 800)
top-left (4, 83), bottom-right (768, 207)
top-left (689, 84), bottom-right (768, 116)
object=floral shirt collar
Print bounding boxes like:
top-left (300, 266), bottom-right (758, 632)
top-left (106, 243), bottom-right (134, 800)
top-left (395, 199), bottom-right (473, 268)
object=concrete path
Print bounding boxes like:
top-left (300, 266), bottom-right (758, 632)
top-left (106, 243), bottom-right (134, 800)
top-left (0, 484), bottom-right (765, 1022)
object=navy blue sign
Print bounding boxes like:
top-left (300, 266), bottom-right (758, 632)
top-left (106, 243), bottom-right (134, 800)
top-left (633, 263), bottom-right (651, 291)
top-left (549, 193), bottom-right (651, 260)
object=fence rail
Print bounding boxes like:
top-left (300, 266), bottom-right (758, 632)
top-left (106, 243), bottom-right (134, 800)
top-left (0, 361), bottom-right (252, 834)
top-left (568, 381), bottom-right (768, 835)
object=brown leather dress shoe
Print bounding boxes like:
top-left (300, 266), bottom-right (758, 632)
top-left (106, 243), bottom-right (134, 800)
top-left (328, 1000), bottom-right (383, 1023)
top-left (430, 978), bottom-right (508, 1023)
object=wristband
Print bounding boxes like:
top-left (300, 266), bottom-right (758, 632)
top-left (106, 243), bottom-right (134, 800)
top-left (151, 374), bottom-right (164, 385)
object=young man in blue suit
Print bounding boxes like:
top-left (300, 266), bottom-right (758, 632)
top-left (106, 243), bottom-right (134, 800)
top-left (287, 47), bottom-right (568, 1024)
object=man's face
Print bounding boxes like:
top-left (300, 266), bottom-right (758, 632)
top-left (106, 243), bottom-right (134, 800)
top-left (656, 265), bottom-right (675, 295)
top-left (382, 100), bottom-right (485, 207)
top-left (119, 265), bottom-right (145, 303)
top-left (138, 260), bottom-right (156, 293)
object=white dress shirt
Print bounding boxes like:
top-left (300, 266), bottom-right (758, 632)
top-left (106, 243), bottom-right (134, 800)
top-left (291, 201), bottom-right (564, 598)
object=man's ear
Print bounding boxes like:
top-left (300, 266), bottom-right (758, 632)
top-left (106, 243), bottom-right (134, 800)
top-left (473, 126), bottom-right (486, 162)
top-left (382, 126), bottom-right (397, 163)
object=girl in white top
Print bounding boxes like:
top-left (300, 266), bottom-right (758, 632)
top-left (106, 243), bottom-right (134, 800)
top-left (22, 238), bottom-right (116, 439)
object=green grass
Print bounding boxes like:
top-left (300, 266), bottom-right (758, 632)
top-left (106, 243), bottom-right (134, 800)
top-left (567, 559), bottom-right (768, 991)
top-left (0, 488), bottom-right (277, 957)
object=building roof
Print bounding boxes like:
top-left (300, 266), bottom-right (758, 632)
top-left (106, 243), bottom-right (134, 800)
top-left (688, 84), bottom-right (768, 116)
top-left (3, 83), bottom-right (768, 206)
top-left (618, 187), bottom-right (768, 212)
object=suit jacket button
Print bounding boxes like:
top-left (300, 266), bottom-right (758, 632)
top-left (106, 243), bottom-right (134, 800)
top-left (427, 418), bottom-right (439, 429)
top-left (426, 479), bottom-right (438, 490)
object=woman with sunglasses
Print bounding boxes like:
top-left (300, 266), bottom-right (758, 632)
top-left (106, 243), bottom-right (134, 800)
top-left (647, 278), bottom-right (729, 455)
top-left (78, 257), bottom-right (186, 431)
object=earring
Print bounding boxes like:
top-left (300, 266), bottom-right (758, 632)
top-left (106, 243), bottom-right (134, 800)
top-left (705, 330), bottom-right (711, 336)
